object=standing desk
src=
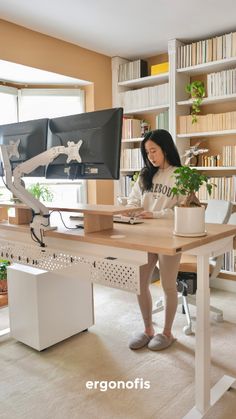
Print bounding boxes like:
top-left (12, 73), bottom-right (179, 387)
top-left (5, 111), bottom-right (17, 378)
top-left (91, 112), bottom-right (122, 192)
top-left (1, 217), bottom-right (236, 418)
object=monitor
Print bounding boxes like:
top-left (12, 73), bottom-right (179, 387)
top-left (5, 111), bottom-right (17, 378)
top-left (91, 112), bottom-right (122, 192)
top-left (0, 118), bottom-right (49, 177)
top-left (46, 107), bottom-right (123, 180)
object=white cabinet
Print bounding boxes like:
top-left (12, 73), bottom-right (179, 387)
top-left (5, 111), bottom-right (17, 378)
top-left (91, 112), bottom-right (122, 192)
top-left (7, 263), bottom-right (94, 350)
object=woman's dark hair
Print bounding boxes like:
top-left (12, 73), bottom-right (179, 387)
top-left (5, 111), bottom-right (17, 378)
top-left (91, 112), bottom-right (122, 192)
top-left (139, 129), bottom-right (181, 192)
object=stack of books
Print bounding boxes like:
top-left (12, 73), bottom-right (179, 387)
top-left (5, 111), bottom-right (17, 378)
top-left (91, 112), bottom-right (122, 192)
top-left (207, 68), bottom-right (236, 96)
top-left (118, 59), bottom-right (148, 82)
top-left (122, 117), bottom-right (142, 139)
top-left (179, 111), bottom-right (236, 134)
top-left (119, 83), bottom-right (169, 112)
top-left (151, 62), bottom-right (169, 75)
top-left (177, 31), bottom-right (236, 69)
top-left (156, 110), bottom-right (169, 130)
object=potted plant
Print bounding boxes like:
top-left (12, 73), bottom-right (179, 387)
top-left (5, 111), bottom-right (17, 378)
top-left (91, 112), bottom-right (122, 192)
top-left (27, 183), bottom-right (53, 202)
top-left (185, 81), bottom-right (205, 124)
top-left (172, 166), bottom-right (214, 236)
top-left (0, 259), bottom-right (10, 296)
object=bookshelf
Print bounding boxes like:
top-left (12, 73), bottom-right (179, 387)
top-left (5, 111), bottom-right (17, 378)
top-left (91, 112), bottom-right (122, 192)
top-left (112, 55), bottom-right (169, 200)
top-left (177, 129), bottom-right (236, 138)
top-left (176, 56), bottom-right (236, 74)
top-left (112, 34), bottom-right (236, 281)
top-left (118, 72), bottom-right (168, 88)
top-left (169, 34), bottom-right (236, 280)
top-left (169, 34), bottom-right (236, 180)
top-left (177, 92), bottom-right (236, 106)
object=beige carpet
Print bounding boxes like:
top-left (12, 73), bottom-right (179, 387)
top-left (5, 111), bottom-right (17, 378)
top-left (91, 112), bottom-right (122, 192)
top-left (0, 283), bottom-right (236, 419)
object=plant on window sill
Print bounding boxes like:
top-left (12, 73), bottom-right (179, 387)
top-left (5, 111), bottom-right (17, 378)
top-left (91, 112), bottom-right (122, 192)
top-left (27, 183), bottom-right (53, 202)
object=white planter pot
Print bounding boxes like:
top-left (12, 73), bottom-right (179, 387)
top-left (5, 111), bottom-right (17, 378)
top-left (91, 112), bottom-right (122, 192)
top-left (174, 206), bottom-right (206, 237)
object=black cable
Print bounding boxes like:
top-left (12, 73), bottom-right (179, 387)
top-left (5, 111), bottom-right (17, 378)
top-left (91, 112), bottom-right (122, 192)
top-left (30, 228), bottom-right (45, 247)
top-left (49, 209), bottom-right (81, 230)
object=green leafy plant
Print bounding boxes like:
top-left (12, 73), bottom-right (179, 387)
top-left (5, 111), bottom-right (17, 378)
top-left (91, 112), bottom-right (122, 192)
top-left (27, 183), bottom-right (53, 202)
top-left (0, 259), bottom-right (10, 295)
top-left (131, 171), bottom-right (140, 187)
top-left (172, 166), bottom-right (213, 207)
top-left (185, 81), bottom-right (205, 124)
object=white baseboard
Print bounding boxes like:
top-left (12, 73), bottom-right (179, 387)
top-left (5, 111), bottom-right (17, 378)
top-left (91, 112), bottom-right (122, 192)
top-left (210, 278), bottom-right (236, 293)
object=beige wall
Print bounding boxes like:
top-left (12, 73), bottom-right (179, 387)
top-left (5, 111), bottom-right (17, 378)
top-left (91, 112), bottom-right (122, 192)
top-left (0, 19), bottom-right (115, 204)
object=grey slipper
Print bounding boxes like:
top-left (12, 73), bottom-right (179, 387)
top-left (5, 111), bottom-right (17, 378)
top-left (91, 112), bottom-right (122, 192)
top-left (148, 333), bottom-right (176, 351)
top-left (129, 332), bottom-right (153, 350)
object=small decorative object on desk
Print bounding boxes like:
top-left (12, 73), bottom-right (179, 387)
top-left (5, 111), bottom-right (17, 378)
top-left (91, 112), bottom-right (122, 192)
top-left (172, 166), bottom-right (214, 237)
top-left (182, 141), bottom-right (208, 166)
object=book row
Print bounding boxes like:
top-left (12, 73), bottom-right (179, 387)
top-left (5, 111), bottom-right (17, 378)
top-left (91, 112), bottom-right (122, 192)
top-left (222, 145), bottom-right (236, 167)
top-left (121, 148), bottom-right (144, 170)
top-left (196, 176), bottom-right (236, 202)
top-left (179, 111), bottom-right (236, 134)
top-left (121, 111), bottom-right (169, 141)
top-left (118, 175), bottom-right (135, 197)
top-left (119, 83), bottom-right (169, 112)
top-left (122, 117), bottom-right (143, 139)
top-left (196, 149), bottom-right (236, 167)
top-left (177, 31), bottom-right (236, 69)
top-left (199, 155), bottom-right (221, 167)
top-left (223, 250), bottom-right (236, 273)
top-left (118, 59), bottom-right (148, 82)
top-left (155, 110), bottom-right (169, 131)
top-left (207, 68), bottom-right (236, 97)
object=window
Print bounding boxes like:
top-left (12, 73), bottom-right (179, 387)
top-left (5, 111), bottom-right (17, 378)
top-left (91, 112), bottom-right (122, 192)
top-left (0, 86), bottom-right (18, 124)
top-left (0, 87), bottom-right (87, 205)
top-left (18, 88), bottom-right (84, 120)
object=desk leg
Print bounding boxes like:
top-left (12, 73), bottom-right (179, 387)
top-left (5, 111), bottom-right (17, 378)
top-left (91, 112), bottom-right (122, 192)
top-left (183, 254), bottom-right (236, 419)
top-left (195, 254), bottom-right (211, 413)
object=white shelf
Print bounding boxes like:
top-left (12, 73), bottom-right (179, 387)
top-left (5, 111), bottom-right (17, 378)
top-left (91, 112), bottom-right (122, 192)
top-left (122, 137), bottom-right (143, 143)
top-left (177, 56), bottom-right (236, 75)
top-left (193, 166), bottom-right (236, 171)
top-left (177, 93), bottom-right (236, 107)
top-left (220, 269), bottom-right (236, 276)
top-left (177, 129), bottom-right (236, 138)
top-left (201, 200), bottom-right (236, 205)
top-left (120, 168), bottom-right (141, 173)
top-left (124, 104), bottom-right (169, 115)
top-left (118, 72), bottom-right (169, 88)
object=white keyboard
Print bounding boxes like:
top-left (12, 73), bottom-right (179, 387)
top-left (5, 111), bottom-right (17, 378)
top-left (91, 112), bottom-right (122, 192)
top-left (113, 215), bottom-right (143, 224)
top-left (70, 214), bottom-right (143, 225)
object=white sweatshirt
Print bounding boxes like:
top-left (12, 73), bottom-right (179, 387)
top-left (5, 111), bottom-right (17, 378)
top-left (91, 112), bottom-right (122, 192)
top-left (127, 166), bottom-right (185, 219)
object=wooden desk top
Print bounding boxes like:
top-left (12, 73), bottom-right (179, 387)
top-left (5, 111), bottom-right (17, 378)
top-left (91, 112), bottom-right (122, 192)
top-left (46, 219), bottom-right (236, 256)
top-left (1, 219), bottom-right (236, 256)
top-left (0, 201), bottom-right (139, 215)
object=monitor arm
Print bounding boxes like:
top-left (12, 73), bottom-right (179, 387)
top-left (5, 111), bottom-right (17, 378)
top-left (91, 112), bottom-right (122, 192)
top-left (0, 140), bottom-right (82, 246)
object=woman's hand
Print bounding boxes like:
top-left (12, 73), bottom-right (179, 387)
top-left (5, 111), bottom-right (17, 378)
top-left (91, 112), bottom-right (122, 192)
top-left (138, 211), bottom-right (153, 219)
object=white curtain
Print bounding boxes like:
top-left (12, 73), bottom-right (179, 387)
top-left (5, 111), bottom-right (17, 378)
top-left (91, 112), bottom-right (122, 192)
top-left (0, 86), bottom-right (18, 124)
top-left (18, 88), bottom-right (85, 121)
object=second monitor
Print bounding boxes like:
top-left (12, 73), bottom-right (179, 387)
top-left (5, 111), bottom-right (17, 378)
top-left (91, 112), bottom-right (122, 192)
top-left (46, 107), bottom-right (123, 180)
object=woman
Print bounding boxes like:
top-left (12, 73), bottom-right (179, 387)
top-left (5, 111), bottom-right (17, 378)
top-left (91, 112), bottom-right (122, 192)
top-left (127, 129), bottom-right (184, 351)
